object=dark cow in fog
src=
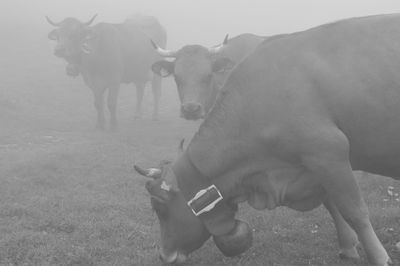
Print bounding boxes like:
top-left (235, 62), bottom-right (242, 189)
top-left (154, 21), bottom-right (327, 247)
top-left (151, 33), bottom-right (264, 120)
top-left (46, 14), bottom-right (167, 129)
top-left (134, 14), bottom-right (400, 265)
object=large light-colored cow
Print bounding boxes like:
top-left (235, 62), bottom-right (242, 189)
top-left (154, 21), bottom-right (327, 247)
top-left (135, 14), bottom-right (400, 265)
top-left (47, 14), bottom-right (167, 129)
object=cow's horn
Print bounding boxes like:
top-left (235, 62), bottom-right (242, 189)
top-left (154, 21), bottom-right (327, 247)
top-left (151, 40), bottom-right (177, 58)
top-left (134, 165), bottom-right (162, 179)
top-left (83, 14), bottom-right (97, 26)
top-left (213, 219), bottom-right (253, 257)
top-left (45, 16), bottom-right (62, 27)
top-left (208, 34), bottom-right (229, 54)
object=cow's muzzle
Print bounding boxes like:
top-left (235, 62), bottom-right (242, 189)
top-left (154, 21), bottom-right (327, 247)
top-left (54, 46), bottom-right (66, 58)
top-left (180, 102), bottom-right (204, 120)
top-left (66, 64), bottom-right (79, 77)
top-left (213, 219), bottom-right (253, 257)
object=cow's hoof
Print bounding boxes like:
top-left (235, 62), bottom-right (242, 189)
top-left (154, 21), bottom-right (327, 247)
top-left (368, 256), bottom-right (392, 266)
top-left (339, 246), bottom-right (360, 260)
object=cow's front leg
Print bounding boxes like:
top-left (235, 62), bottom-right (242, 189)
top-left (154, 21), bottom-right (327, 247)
top-left (323, 198), bottom-right (360, 260)
top-left (135, 83), bottom-right (145, 119)
top-left (151, 75), bottom-right (162, 120)
top-left (107, 87), bottom-right (119, 131)
top-left (302, 128), bottom-right (390, 266)
top-left (92, 87), bottom-right (106, 130)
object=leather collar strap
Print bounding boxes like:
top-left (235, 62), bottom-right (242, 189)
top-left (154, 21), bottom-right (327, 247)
top-left (173, 152), bottom-right (236, 236)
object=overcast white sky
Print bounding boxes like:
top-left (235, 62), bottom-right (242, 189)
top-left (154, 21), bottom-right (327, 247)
top-left (4, 0), bottom-right (400, 48)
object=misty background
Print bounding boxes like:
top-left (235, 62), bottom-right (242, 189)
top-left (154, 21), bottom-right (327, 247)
top-left (2, 0), bottom-right (400, 128)
top-left (1, 2), bottom-right (400, 265)
top-left (4, 0), bottom-right (400, 49)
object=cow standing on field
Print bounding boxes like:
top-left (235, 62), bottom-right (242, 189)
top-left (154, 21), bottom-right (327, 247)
top-left (151, 33), bottom-right (265, 120)
top-left (46, 14), bottom-right (167, 129)
top-left (135, 14), bottom-right (400, 266)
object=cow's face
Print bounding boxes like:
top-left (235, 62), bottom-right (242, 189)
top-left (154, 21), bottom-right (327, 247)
top-left (134, 163), bottom-right (210, 264)
top-left (135, 155), bottom-right (253, 264)
top-left (46, 15), bottom-right (96, 61)
top-left (151, 37), bottom-right (234, 120)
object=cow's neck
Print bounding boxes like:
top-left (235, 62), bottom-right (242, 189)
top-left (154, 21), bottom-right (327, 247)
top-left (190, 86), bottom-right (263, 178)
top-left (203, 80), bottom-right (220, 115)
top-left (171, 89), bottom-right (259, 235)
top-left (172, 151), bottom-right (237, 236)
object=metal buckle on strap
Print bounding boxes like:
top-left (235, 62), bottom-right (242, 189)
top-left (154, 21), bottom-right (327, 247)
top-left (187, 185), bottom-right (223, 216)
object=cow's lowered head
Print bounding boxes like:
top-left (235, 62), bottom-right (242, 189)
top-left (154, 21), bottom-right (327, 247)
top-left (134, 141), bottom-right (253, 264)
top-left (46, 15), bottom-right (97, 61)
top-left (151, 35), bottom-right (235, 121)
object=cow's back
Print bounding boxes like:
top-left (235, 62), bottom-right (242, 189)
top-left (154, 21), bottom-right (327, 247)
top-left (117, 16), bottom-right (166, 83)
top-left (224, 13), bottom-right (400, 176)
top-left (125, 14), bottom-right (167, 48)
top-left (83, 16), bottom-right (166, 85)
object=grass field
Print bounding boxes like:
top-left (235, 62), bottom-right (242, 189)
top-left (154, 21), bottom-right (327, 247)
top-left (0, 29), bottom-right (399, 266)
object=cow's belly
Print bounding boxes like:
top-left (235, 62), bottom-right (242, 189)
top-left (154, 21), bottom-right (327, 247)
top-left (282, 182), bottom-right (326, 211)
top-left (281, 171), bottom-right (326, 211)
top-left (241, 168), bottom-right (326, 212)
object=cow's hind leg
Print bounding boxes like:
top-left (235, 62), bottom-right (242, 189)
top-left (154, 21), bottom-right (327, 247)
top-left (107, 87), bottom-right (119, 131)
top-left (323, 198), bottom-right (360, 260)
top-left (134, 83), bottom-right (145, 119)
top-left (92, 87), bottom-right (106, 130)
top-left (301, 127), bottom-right (390, 266)
top-left (151, 75), bottom-right (162, 120)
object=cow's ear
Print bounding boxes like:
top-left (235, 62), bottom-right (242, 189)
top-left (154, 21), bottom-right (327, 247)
top-left (152, 60), bottom-right (174, 77)
top-left (212, 57), bottom-right (235, 74)
top-left (48, 29), bottom-right (58, 41)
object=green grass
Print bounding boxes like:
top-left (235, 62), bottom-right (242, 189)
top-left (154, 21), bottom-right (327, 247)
top-left (0, 32), bottom-right (399, 265)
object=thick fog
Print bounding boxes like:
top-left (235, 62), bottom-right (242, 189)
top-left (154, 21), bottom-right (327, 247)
top-left (3, 0), bottom-right (400, 48)
top-left (2, 0), bottom-right (400, 124)
top-left (2, 2), bottom-right (400, 265)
